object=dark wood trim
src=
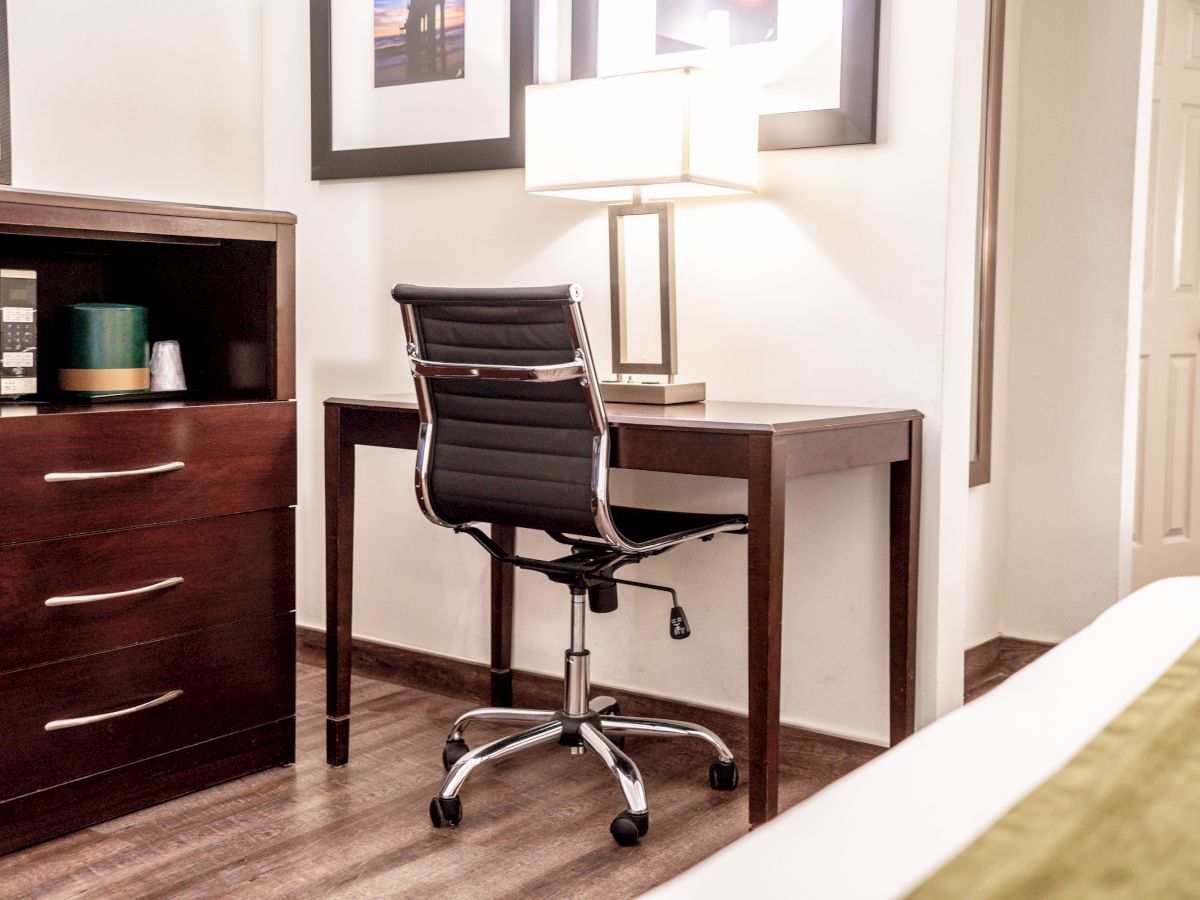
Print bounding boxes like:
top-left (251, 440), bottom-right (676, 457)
top-left (327, 395), bottom-right (921, 437)
top-left (970, 0), bottom-right (1007, 488)
top-left (784, 419), bottom-right (909, 478)
top-left (888, 418), bottom-right (921, 744)
top-left (610, 420), bottom-right (909, 481)
top-left (309, 626), bottom-right (1051, 750)
top-left (569, 0), bottom-right (880, 151)
top-left (0, 719), bottom-right (293, 856)
top-left (340, 405), bottom-right (422, 449)
top-left (0, 186), bottom-right (295, 223)
top-left (324, 403), bottom-right (355, 766)
top-left (746, 433), bottom-right (786, 826)
top-left (0, 397), bottom-right (273, 418)
top-left (612, 428), bottom-right (750, 478)
top-left (964, 635), bottom-right (1054, 703)
top-left (0, 200), bottom-right (279, 243)
top-left (296, 626), bottom-right (882, 765)
top-left (270, 223), bottom-right (297, 400)
top-left (965, 637), bottom-right (1003, 694)
top-left (309, 0), bottom-right (538, 180)
top-left (0, 0), bottom-right (10, 186)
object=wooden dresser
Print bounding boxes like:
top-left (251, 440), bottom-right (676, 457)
top-left (0, 189), bottom-right (297, 854)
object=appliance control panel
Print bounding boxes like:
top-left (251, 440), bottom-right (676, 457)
top-left (1, 269), bottom-right (38, 398)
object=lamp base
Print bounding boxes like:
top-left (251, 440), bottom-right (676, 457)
top-left (599, 380), bottom-right (706, 405)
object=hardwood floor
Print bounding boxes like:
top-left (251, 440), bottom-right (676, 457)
top-left (964, 636), bottom-right (1055, 703)
top-left (3, 663), bottom-right (880, 898)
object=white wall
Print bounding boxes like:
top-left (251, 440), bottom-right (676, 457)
top-left (2, 0), bottom-right (987, 746)
top-left (0, 0), bottom-right (1166, 739)
top-left (963, 0), bottom-right (1024, 650)
top-left (994, 0), bottom-right (1156, 641)
top-left (6, 0), bottom-right (264, 208)
top-left (264, 0), bottom-right (984, 745)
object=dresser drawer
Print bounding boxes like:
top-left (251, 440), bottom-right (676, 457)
top-left (0, 401), bottom-right (295, 544)
top-left (0, 614), bottom-right (294, 802)
top-left (0, 508), bottom-right (294, 675)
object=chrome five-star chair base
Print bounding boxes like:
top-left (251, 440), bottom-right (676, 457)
top-left (429, 583), bottom-right (739, 847)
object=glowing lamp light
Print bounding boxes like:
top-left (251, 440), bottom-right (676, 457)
top-left (524, 68), bottom-right (759, 405)
top-left (524, 68), bottom-right (758, 203)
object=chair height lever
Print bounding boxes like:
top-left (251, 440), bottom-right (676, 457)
top-left (606, 576), bottom-right (691, 640)
top-left (669, 604), bottom-right (691, 640)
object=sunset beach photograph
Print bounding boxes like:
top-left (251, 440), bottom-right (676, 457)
top-left (375, 0), bottom-right (465, 87)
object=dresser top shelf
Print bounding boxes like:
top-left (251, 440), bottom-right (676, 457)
top-left (0, 190), bottom-right (297, 403)
top-left (0, 397), bottom-right (290, 420)
top-left (0, 186), bottom-right (296, 225)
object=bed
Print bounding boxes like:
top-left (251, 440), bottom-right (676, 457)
top-left (650, 576), bottom-right (1200, 898)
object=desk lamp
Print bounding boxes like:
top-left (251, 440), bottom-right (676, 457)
top-left (525, 68), bottom-right (758, 404)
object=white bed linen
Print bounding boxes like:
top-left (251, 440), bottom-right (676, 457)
top-left (650, 577), bottom-right (1200, 899)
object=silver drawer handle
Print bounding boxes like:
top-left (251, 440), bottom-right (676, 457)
top-left (44, 689), bottom-right (184, 732)
top-left (44, 461), bottom-right (185, 482)
top-left (45, 576), bottom-right (185, 608)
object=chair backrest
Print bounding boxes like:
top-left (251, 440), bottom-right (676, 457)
top-left (393, 283), bottom-right (610, 537)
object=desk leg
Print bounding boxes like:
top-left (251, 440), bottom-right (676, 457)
top-left (325, 405), bottom-right (355, 766)
top-left (888, 419), bottom-right (922, 746)
top-left (490, 524), bottom-right (516, 707)
top-left (747, 434), bottom-right (786, 827)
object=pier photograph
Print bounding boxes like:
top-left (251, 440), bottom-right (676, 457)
top-left (374, 0), bottom-right (465, 87)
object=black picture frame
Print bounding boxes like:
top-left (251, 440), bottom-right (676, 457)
top-left (310, 0), bottom-right (537, 180)
top-left (570, 0), bottom-right (880, 151)
top-left (0, 0), bottom-right (11, 185)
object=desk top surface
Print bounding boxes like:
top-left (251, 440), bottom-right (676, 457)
top-left (326, 394), bottom-right (921, 436)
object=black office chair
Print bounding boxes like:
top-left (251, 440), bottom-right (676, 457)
top-left (393, 282), bottom-right (747, 846)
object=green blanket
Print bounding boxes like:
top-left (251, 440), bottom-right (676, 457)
top-left (910, 637), bottom-right (1200, 899)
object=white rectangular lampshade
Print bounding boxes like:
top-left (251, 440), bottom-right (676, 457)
top-left (525, 68), bottom-right (758, 202)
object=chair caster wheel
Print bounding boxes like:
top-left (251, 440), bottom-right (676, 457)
top-left (442, 739), bottom-right (469, 772)
top-left (709, 759), bottom-right (739, 791)
top-left (429, 796), bottom-right (462, 828)
top-left (610, 811), bottom-right (649, 846)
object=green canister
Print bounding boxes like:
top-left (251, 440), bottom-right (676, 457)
top-left (57, 303), bottom-right (150, 395)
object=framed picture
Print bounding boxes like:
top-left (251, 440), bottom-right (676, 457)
top-left (310, 0), bottom-right (537, 180)
top-left (0, 0), bottom-right (10, 184)
top-left (570, 0), bottom-right (880, 151)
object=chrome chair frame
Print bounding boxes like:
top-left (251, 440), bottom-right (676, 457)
top-left (396, 283), bottom-right (742, 846)
top-left (400, 285), bottom-right (742, 555)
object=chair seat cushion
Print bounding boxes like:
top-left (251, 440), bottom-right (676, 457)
top-left (610, 506), bottom-right (747, 545)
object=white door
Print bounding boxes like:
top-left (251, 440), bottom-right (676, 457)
top-left (1134, 0), bottom-right (1200, 588)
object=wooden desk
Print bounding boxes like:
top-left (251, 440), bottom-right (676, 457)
top-left (325, 395), bottom-right (922, 827)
